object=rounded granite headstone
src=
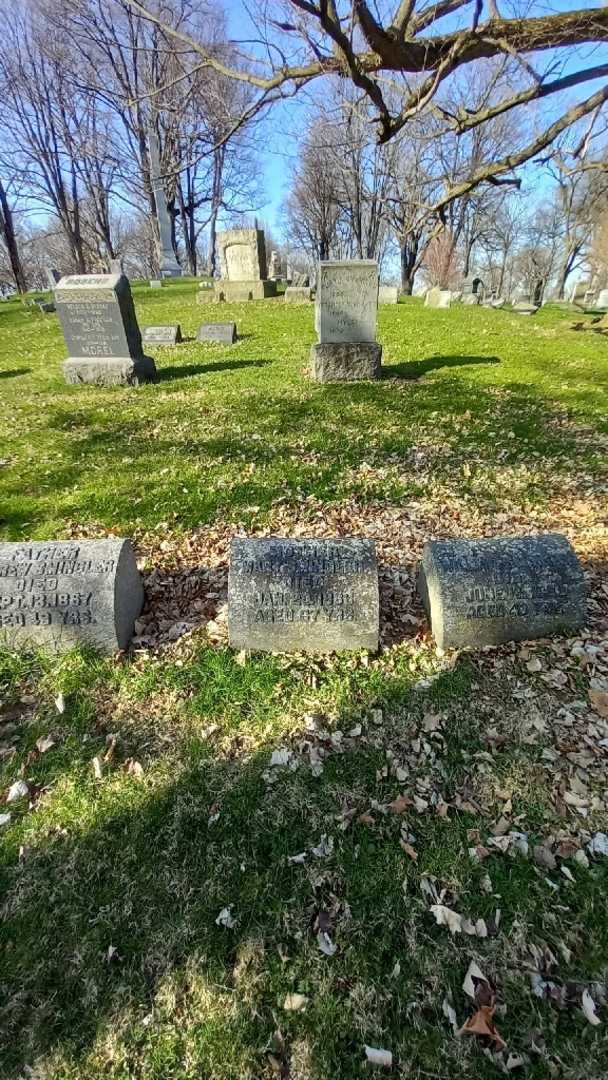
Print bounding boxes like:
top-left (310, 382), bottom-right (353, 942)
top-left (418, 533), bottom-right (586, 650)
top-left (0, 539), bottom-right (144, 653)
top-left (228, 537), bottom-right (379, 653)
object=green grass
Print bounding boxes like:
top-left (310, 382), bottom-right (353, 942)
top-left (1, 284), bottom-right (608, 1078)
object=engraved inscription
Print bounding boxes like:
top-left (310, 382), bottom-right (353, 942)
top-left (229, 538), bottom-right (379, 653)
top-left (318, 263), bottom-right (378, 344)
top-left (0, 545), bottom-right (115, 628)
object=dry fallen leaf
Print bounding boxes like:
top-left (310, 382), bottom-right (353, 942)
top-left (430, 904), bottom-right (463, 934)
top-left (388, 795), bottom-right (413, 814)
top-left (364, 1045), bottom-right (393, 1068)
top-left (589, 689), bottom-right (608, 718)
top-left (463, 961), bottom-right (488, 999)
top-left (54, 692), bottom-right (65, 714)
top-left (92, 756), bottom-right (103, 781)
top-left (400, 840), bottom-right (418, 861)
top-left (35, 735), bottom-right (56, 754)
top-left (581, 988), bottom-right (601, 1026)
top-left (124, 759), bottom-right (144, 780)
top-left (215, 906), bottom-right (237, 929)
top-left (283, 993), bottom-right (308, 1012)
top-left (0, 812), bottom-right (11, 827)
top-left (6, 780), bottom-right (29, 803)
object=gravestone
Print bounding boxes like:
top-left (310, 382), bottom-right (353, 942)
top-left (149, 131), bottom-right (182, 278)
top-left (284, 286), bottom-right (312, 303)
top-left (197, 322), bottom-right (237, 344)
top-left (310, 260), bottom-right (381, 382)
top-left (378, 285), bottom-right (399, 304)
top-left (55, 273), bottom-right (157, 386)
top-left (292, 271), bottom-right (310, 287)
top-left (512, 299), bottom-right (538, 315)
top-left (45, 267), bottom-right (61, 290)
top-left (110, 257), bottom-right (123, 274)
top-left (418, 534), bottom-right (585, 651)
top-left (0, 539), bottom-right (144, 653)
top-left (596, 288), bottom-right (608, 308)
top-left (143, 324), bottom-right (182, 345)
top-left (228, 538), bottom-right (379, 653)
top-left (268, 250), bottom-right (282, 279)
top-left (215, 228), bottom-right (276, 300)
top-left (425, 286), bottom-right (451, 308)
top-left (570, 280), bottom-right (589, 306)
top-left (149, 279), bottom-right (162, 289)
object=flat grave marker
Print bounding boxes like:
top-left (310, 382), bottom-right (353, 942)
top-left (197, 322), bottom-right (237, 344)
top-left (0, 539), bottom-right (144, 653)
top-left (143, 324), bottom-right (182, 345)
top-left (229, 538), bottom-right (379, 653)
top-left (418, 533), bottom-right (586, 650)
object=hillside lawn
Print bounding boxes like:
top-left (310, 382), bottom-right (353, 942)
top-left (0, 280), bottom-right (608, 1078)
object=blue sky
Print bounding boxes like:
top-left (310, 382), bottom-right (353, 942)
top-left (221, 0), bottom-right (608, 234)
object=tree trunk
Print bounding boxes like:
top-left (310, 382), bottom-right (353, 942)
top-left (400, 238), bottom-right (418, 294)
top-left (0, 178), bottom-right (27, 293)
top-left (208, 145), bottom-right (225, 277)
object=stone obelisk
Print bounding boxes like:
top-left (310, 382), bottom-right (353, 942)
top-left (149, 131), bottom-right (182, 278)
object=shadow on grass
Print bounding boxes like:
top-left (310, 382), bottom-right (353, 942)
top-left (0, 368), bottom-right (31, 380)
top-left (385, 355), bottom-right (501, 380)
top-left (0, 645), bottom-right (478, 1078)
top-left (157, 359), bottom-right (272, 381)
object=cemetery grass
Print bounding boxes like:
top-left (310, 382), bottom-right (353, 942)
top-left (0, 283), bottom-right (608, 1078)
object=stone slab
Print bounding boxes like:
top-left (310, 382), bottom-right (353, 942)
top-left (596, 289), bottom-right (608, 308)
top-left (63, 356), bottom-right (157, 386)
top-left (217, 228), bottom-right (267, 281)
top-left (418, 534), bottom-right (586, 651)
top-left (0, 539), bottom-right (144, 653)
top-left (378, 285), bottom-right (399, 304)
top-left (512, 301), bottom-right (538, 315)
top-left (143, 324), bottom-right (182, 345)
top-left (56, 273), bottom-right (156, 385)
top-left (197, 322), bottom-right (237, 344)
top-left (425, 287), bottom-right (451, 308)
top-left (284, 286), bottom-right (312, 303)
top-left (310, 342), bottom-right (381, 382)
top-left (215, 280), bottom-right (276, 301)
top-left (228, 538), bottom-right (379, 653)
top-left (316, 261), bottom-right (378, 344)
top-left (149, 280), bottom-right (162, 289)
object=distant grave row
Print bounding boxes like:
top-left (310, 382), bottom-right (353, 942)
top-left (0, 534), bottom-right (585, 656)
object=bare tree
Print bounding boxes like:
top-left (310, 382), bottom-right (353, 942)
top-left (123, 0), bottom-right (608, 215)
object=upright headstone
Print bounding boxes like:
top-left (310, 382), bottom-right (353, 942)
top-left (268, 250), bottom-right (282, 279)
top-left (0, 539), bottom-right (144, 653)
top-left (197, 322), bottom-right (237, 344)
top-left (149, 279), bottom-right (162, 289)
top-left (596, 288), bottom-right (608, 308)
top-left (215, 229), bottom-right (277, 300)
top-left (425, 286), bottom-right (451, 309)
top-left (55, 274), bottom-right (157, 386)
top-left (418, 534), bottom-right (585, 650)
top-left (228, 538), bottom-right (379, 653)
top-left (310, 260), bottom-right (381, 382)
top-left (284, 286), bottom-right (312, 303)
top-left (378, 285), bottom-right (399, 304)
top-left (149, 131), bottom-right (182, 278)
top-left (143, 324), bottom-right (182, 345)
top-left (45, 267), bottom-right (61, 290)
top-left (570, 280), bottom-right (589, 306)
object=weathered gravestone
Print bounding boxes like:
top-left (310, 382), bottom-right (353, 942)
top-left (512, 299), bottom-right (538, 315)
top-left (310, 260), bottom-right (381, 382)
top-left (268, 250), bottom-right (282, 279)
top-left (596, 288), bottom-right (608, 308)
top-left (197, 322), bottom-right (237, 344)
top-left (56, 274), bottom-right (157, 386)
top-left (284, 286), bottom-right (312, 303)
top-left (0, 539), bottom-right (144, 653)
top-left (45, 267), bottom-right (61, 290)
top-left (378, 285), bottom-right (399, 304)
top-left (215, 228), bottom-right (276, 300)
top-left (418, 534), bottom-right (585, 651)
top-left (425, 286), bottom-right (451, 308)
top-left (143, 324), bottom-right (182, 345)
top-left (149, 131), bottom-right (182, 278)
top-left (229, 538), bottom-right (379, 653)
top-left (149, 279), bottom-right (162, 289)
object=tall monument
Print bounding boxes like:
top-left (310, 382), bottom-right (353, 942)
top-left (149, 131), bottom-right (182, 278)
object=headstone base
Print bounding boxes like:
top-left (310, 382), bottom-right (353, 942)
top-left (63, 356), bottom-right (157, 386)
top-left (215, 280), bottom-right (277, 301)
top-left (310, 342), bottom-right (382, 382)
top-left (284, 287), bottom-right (312, 303)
